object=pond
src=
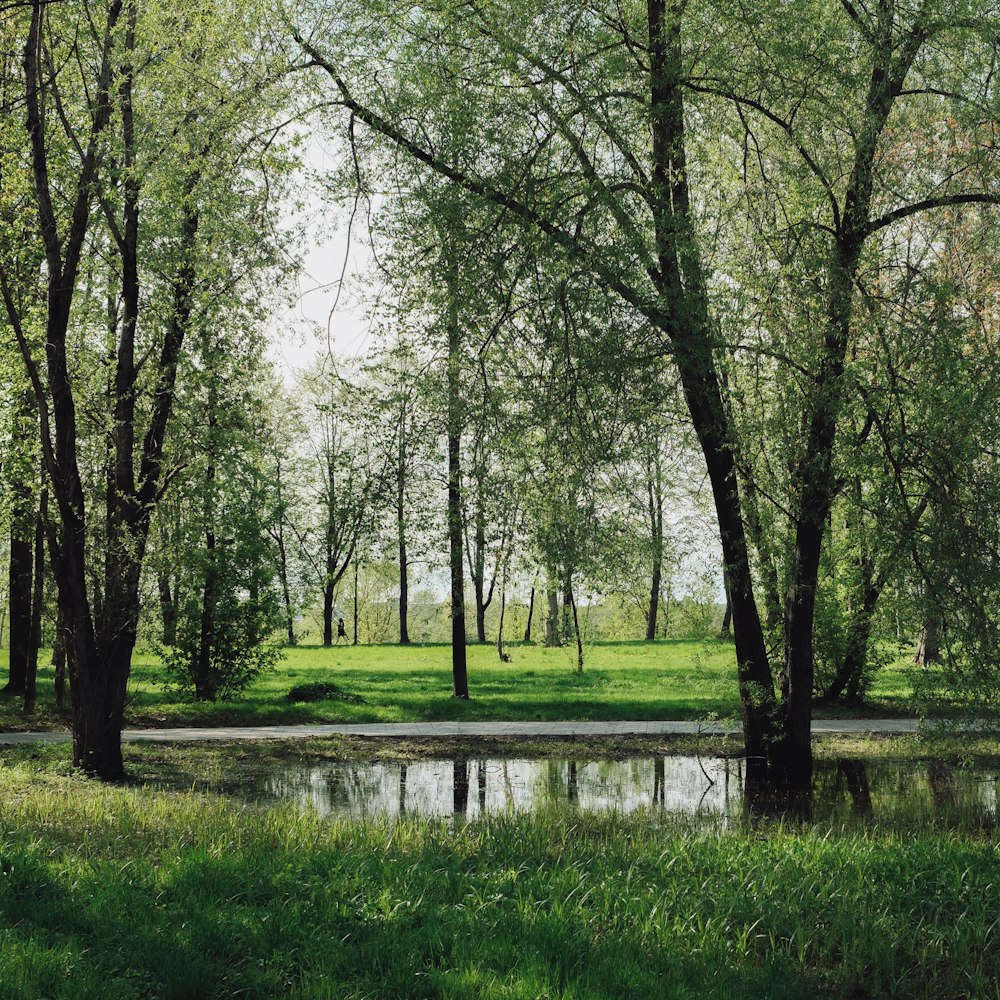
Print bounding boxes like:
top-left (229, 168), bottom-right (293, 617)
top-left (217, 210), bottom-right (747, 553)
top-left (196, 755), bottom-right (1000, 825)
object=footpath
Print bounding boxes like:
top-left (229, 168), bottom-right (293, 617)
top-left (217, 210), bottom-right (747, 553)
top-left (0, 718), bottom-right (920, 745)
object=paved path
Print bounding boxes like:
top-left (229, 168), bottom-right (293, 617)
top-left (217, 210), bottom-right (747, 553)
top-left (0, 718), bottom-right (921, 745)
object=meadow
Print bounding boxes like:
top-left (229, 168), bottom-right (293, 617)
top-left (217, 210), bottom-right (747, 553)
top-left (0, 639), bottom-right (917, 731)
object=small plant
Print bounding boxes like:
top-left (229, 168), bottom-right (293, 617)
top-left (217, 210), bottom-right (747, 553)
top-left (286, 682), bottom-right (367, 704)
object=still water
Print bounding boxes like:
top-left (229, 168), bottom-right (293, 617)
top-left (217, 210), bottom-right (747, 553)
top-left (200, 756), bottom-right (1000, 824)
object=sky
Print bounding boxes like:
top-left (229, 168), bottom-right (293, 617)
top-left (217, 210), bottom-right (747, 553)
top-left (265, 131), bottom-right (376, 381)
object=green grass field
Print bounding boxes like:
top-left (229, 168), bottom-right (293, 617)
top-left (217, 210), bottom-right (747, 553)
top-left (0, 639), bottom-right (919, 731)
top-left (0, 758), bottom-right (995, 999)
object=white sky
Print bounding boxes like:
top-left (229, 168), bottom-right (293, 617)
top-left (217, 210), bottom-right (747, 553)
top-left (265, 131), bottom-right (376, 380)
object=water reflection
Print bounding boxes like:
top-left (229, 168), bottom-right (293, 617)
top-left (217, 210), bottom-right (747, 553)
top-left (197, 755), bottom-right (1000, 826)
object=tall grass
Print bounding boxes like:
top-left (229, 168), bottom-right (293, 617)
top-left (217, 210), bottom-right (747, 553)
top-left (0, 761), bottom-right (995, 998)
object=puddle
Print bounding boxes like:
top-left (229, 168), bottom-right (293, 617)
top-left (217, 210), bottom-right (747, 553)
top-left (190, 756), bottom-right (1000, 825)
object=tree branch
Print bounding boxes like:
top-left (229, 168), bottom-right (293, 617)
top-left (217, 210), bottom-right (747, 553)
top-left (865, 193), bottom-right (1000, 236)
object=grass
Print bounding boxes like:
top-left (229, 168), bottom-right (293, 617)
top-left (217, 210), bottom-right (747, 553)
top-left (0, 639), bottom-right (920, 732)
top-left (0, 753), bottom-right (996, 999)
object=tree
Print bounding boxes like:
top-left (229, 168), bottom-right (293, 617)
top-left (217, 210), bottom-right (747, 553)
top-left (296, 0), bottom-right (1000, 790)
top-left (3, 0), bottom-right (296, 776)
top-left (298, 359), bottom-right (389, 647)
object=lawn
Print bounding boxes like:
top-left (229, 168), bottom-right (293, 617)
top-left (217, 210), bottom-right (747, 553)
top-left (0, 639), bottom-right (918, 731)
top-left (0, 755), bottom-right (994, 999)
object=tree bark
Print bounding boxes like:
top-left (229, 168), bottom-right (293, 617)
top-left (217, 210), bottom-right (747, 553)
top-left (523, 585), bottom-right (535, 642)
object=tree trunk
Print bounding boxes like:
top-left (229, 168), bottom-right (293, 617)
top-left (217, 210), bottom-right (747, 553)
top-left (567, 575), bottom-right (583, 672)
top-left (276, 530), bottom-right (295, 646)
top-left (645, 0), bottom-right (776, 778)
top-left (447, 407), bottom-right (469, 697)
top-left (447, 264), bottom-right (469, 698)
top-left (194, 449), bottom-right (218, 702)
top-left (23, 488), bottom-right (46, 714)
top-left (719, 585), bottom-right (733, 637)
top-left (5, 490), bottom-right (32, 696)
top-left (352, 558), bottom-right (359, 645)
top-left (646, 560), bottom-right (662, 642)
top-left (474, 589), bottom-right (487, 643)
top-left (821, 559), bottom-right (883, 704)
top-left (53, 615), bottom-right (67, 710)
top-left (397, 444), bottom-right (410, 644)
top-left (523, 586), bottom-right (535, 642)
top-left (157, 572), bottom-right (177, 646)
top-left (561, 571), bottom-right (573, 645)
top-left (645, 461), bottom-right (664, 641)
top-left (914, 616), bottom-right (940, 666)
top-left (544, 582), bottom-right (560, 647)
top-left (323, 553), bottom-right (335, 647)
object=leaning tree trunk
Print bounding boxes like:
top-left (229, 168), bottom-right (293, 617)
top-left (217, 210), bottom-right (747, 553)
top-left (523, 585), bottom-right (535, 642)
top-left (647, 0), bottom-right (775, 784)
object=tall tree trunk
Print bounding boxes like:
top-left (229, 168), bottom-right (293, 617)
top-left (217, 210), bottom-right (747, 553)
top-left (194, 386), bottom-right (218, 702)
top-left (352, 558), bottom-right (359, 645)
top-left (52, 613), bottom-right (67, 711)
top-left (447, 314), bottom-right (469, 697)
top-left (5, 484), bottom-right (32, 696)
top-left (523, 585), bottom-right (535, 643)
top-left (276, 533), bottom-right (295, 646)
top-left (473, 507), bottom-right (488, 643)
top-left (323, 551), bottom-right (335, 647)
top-left (645, 458), bottom-right (664, 641)
top-left (23, 487), bottom-right (46, 714)
top-left (397, 434), bottom-right (410, 644)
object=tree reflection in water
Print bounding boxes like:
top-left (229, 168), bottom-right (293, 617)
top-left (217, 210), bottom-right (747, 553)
top-left (203, 755), bottom-right (997, 828)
